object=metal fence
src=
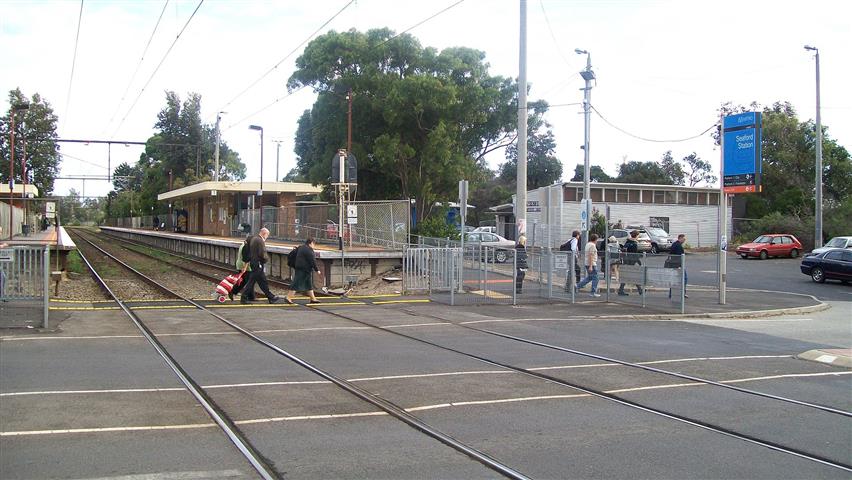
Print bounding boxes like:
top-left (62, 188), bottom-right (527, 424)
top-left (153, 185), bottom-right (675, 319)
top-left (0, 246), bottom-right (50, 328)
top-left (403, 245), bottom-right (686, 312)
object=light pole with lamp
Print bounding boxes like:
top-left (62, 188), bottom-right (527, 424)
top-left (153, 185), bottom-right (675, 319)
top-left (7, 102), bottom-right (30, 240)
top-left (575, 48), bottom-right (595, 247)
top-left (804, 45), bottom-right (822, 248)
top-left (249, 125), bottom-right (264, 233)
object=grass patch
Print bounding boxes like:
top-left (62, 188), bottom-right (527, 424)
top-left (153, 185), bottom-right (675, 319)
top-left (66, 250), bottom-right (85, 274)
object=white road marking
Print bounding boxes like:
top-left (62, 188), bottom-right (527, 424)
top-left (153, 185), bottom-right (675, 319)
top-left (0, 326), bottom-right (371, 342)
top-left (0, 355), bottom-right (795, 397)
top-left (383, 322), bottom-right (452, 329)
top-left (815, 354), bottom-right (839, 363)
top-left (4, 371), bottom-right (849, 437)
top-left (68, 470), bottom-right (245, 480)
top-left (688, 318), bottom-right (813, 323)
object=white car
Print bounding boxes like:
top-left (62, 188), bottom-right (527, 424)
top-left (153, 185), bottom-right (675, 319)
top-left (465, 232), bottom-right (515, 262)
top-left (472, 226), bottom-right (497, 234)
top-left (808, 236), bottom-right (852, 256)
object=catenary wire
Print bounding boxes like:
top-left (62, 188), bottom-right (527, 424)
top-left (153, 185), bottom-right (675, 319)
top-left (102, 0), bottom-right (170, 135)
top-left (62, 0), bottom-right (85, 132)
top-left (375, 0), bottom-right (466, 48)
top-left (59, 152), bottom-right (108, 170)
top-left (110, 0), bottom-right (204, 139)
top-left (592, 105), bottom-right (718, 143)
top-left (222, 85), bottom-right (308, 133)
top-left (218, 0), bottom-right (356, 115)
top-left (538, 0), bottom-right (582, 77)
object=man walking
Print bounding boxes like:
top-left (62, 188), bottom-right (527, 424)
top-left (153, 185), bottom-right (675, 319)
top-left (285, 238), bottom-right (324, 304)
top-left (618, 230), bottom-right (644, 296)
top-left (667, 233), bottom-right (688, 299)
top-left (576, 233), bottom-right (600, 297)
top-left (562, 230), bottom-right (581, 291)
top-left (240, 227), bottom-right (282, 304)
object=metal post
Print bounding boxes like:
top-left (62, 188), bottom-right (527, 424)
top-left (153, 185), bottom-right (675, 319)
top-left (813, 48), bottom-right (823, 248)
top-left (512, 247), bottom-right (517, 306)
top-left (516, 0), bottom-right (528, 241)
top-left (347, 89), bottom-right (353, 153)
top-left (577, 50), bottom-right (594, 247)
top-left (43, 247), bottom-right (49, 329)
top-left (680, 253), bottom-right (686, 314)
top-left (214, 112), bottom-right (222, 182)
top-left (275, 141), bottom-right (281, 182)
top-left (719, 112), bottom-right (727, 305)
top-left (8, 111), bottom-right (15, 240)
top-left (641, 252), bottom-right (647, 308)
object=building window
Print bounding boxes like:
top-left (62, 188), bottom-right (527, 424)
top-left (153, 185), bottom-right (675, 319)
top-left (687, 192), bottom-right (698, 205)
top-left (642, 190), bottom-right (654, 204)
top-left (709, 192), bottom-right (719, 205)
top-left (665, 191), bottom-right (677, 204)
top-left (617, 189), bottom-right (629, 203)
top-left (697, 192), bottom-right (707, 204)
top-left (564, 187), bottom-right (577, 202)
top-left (577, 188), bottom-right (585, 201)
top-left (604, 188), bottom-right (616, 202)
top-left (628, 190), bottom-right (640, 203)
top-left (677, 191), bottom-right (688, 204)
top-left (654, 190), bottom-right (665, 204)
top-left (591, 188), bottom-right (603, 202)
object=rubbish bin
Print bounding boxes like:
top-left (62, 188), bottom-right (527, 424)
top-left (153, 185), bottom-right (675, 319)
top-left (22, 224), bottom-right (31, 236)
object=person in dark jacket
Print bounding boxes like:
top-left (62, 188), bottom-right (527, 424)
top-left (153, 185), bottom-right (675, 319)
top-left (515, 235), bottom-right (528, 294)
top-left (618, 230), bottom-right (644, 296)
top-left (285, 238), bottom-right (324, 304)
top-left (240, 228), bottom-right (282, 304)
top-left (667, 233), bottom-right (688, 299)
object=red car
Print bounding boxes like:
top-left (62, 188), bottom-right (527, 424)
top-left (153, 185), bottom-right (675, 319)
top-left (736, 234), bottom-right (803, 260)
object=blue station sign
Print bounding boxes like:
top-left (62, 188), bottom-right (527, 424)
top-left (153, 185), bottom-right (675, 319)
top-left (722, 112), bottom-right (762, 193)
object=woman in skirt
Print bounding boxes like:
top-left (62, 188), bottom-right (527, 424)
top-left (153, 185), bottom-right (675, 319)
top-left (285, 238), bottom-right (324, 304)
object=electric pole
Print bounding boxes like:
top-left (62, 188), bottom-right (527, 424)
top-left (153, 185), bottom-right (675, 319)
top-left (576, 48), bottom-right (595, 246)
top-left (516, 0), bottom-right (527, 241)
top-left (214, 112), bottom-right (225, 182)
top-left (804, 46), bottom-right (822, 247)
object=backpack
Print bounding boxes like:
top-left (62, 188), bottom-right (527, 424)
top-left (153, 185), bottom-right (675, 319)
top-left (241, 236), bottom-right (253, 263)
top-left (287, 246), bottom-right (299, 268)
top-left (559, 241), bottom-right (571, 252)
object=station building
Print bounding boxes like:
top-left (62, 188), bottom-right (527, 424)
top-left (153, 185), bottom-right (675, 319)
top-left (156, 181), bottom-right (323, 236)
top-left (492, 181), bottom-right (733, 248)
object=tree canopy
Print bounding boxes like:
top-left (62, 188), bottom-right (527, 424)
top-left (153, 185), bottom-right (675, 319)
top-left (105, 91), bottom-right (246, 218)
top-left (499, 101), bottom-right (563, 190)
top-left (0, 88), bottom-right (60, 195)
top-left (288, 28), bottom-right (519, 223)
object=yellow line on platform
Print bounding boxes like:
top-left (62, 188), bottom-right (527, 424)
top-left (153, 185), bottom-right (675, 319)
top-left (373, 299), bottom-right (431, 305)
top-left (346, 294), bottom-right (404, 299)
top-left (49, 306), bottom-right (120, 311)
top-left (309, 302), bottom-right (366, 307)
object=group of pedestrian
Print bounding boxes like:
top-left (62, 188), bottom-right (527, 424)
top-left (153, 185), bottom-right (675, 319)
top-left (560, 230), bottom-right (687, 298)
top-left (231, 227), bottom-right (323, 305)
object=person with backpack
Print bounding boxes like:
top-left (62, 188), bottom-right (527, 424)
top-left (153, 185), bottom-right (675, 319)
top-left (285, 238), bottom-right (323, 304)
top-left (618, 230), bottom-right (644, 296)
top-left (228, 234), bottom-right (253, 301)
top-left (515, 235), bottom-right (528, 294)
top-left (240, 227), bottom-right (282, 304)
top-left (559, 230), bottom-right (581, 292)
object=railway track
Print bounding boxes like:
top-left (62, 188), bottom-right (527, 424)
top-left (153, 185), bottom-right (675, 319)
top-left (67, 229), bottom-right (534, 479)
top-left (65, 227), bottom-right (851, 475)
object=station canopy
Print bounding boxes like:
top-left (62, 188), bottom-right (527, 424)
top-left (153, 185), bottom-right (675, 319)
top-left (157, 181), bottom-right (322, 201)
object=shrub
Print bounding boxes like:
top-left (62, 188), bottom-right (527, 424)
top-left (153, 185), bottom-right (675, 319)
top-left (736, 212), bottom-right (815, 250)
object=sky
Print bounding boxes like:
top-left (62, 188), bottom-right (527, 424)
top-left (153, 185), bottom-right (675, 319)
top-left (1, 0), bottom-right (850, 199)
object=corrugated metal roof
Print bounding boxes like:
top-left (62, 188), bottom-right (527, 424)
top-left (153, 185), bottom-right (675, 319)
top-left (157, 181), bottom-right (322, 201)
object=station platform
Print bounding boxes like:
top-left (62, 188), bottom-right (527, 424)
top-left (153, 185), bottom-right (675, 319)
top-left (3, 226), bottom-right (75, 250)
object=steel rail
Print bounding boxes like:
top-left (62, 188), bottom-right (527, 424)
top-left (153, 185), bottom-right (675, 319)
top-left (70, 234), bottom-right (280, 479)
top-left (71, 230), bottom-right (530, 479)
top-left (302, 306), bottom-right (852, 473)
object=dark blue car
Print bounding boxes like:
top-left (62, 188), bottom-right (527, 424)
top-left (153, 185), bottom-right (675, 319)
top-left (800, 248), bottom-right (852, 284)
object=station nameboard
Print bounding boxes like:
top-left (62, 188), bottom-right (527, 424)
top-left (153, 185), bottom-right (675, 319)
top-left (722, 112), bottom-right (762, 194)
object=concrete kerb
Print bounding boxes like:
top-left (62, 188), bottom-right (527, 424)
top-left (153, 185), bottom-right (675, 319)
top-left (797, 349), bottom-right (852, 369)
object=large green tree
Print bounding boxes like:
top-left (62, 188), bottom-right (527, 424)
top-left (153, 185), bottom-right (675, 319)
top-left (570, 164), bottom-right (612, 182)
top-left (288, 28), bottom-right (519, 223)
top-left (0, 89), bottom-right (60, 195)
top-left (614, 160), bottom-right (676, 185)
top-left (107, 92), bottom-right (246, 216)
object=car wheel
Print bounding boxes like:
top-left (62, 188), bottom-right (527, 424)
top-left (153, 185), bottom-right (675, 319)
top-left (650, 244), bottom-right (658, 254)
top-left (811, 267), bottom-right (825, 283)
top-left (759, 250), bottom-right (768, 260)
top-left (740, 254), bottom-right (748, 259)
top-left (495, 249), bottom-right (507, 263)
top-left (790, 248), bottom-right (799, 258)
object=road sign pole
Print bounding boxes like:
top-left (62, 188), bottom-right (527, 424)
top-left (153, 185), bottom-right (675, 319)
top-left (719, 113), bottom-right (727, 305)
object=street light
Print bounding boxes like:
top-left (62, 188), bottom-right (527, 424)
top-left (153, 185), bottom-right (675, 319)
top-left (7, 102), bottom-right (29, 240)
top-left (575, 48), bottom-right (595, 246)
top-left (804, 45), bottom-right (822, 247)
top-left (248, 125), bottom-right (264, 195)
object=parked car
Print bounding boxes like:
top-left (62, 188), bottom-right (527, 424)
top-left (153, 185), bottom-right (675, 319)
top-left (465, 232), bottom-right (515, 263)
top-left (643, 227), bottom-right (673, 254)
top-left (807, 236), bottom-right (852, 256)
top-left (472, 226), bottom-right (497, 234)
top-left (800, 248), bottom-right (852, 283)
top-left (596, 229), bottom-right (652, 252)
top-left (736, 234), bottom-right (802, 259)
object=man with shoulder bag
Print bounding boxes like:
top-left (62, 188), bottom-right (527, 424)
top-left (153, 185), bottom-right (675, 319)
top-left (618, 230), bottom-right (644, 296)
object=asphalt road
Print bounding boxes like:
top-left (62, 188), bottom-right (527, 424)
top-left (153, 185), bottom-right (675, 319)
top-left (682, 252), bottom-right (851, 301)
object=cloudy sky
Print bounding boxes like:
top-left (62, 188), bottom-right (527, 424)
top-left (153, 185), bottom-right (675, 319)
top-left (2, 0), bottom-right (849, 198)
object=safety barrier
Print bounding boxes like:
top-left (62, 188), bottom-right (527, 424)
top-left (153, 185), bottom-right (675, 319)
top-left (0, 246), bottom-right (50, 328)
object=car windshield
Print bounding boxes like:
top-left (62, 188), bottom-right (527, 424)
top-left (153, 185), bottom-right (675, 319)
top-left (825, 237), bottom-right (847, 247)
top-left (637, 233), bottom-right (651, 240)
top-left (647, 228), bottom-right (667, 237)
top-left (753, 235), bottom-right (771, 243)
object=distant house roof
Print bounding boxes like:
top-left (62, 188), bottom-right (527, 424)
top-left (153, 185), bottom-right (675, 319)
top-left (559, 181), bottom-right (717, 192)
top-left (157, 181), bottom-right (322, 201)
top-left (0, 184), bottom-right (39, 198)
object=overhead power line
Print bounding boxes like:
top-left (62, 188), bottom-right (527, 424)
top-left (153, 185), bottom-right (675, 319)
top-left (223, 85), bottom-right (309, 133)
top-left (218, 0), bottom-right (356, 114)
top-left (59, 152), bottom-right (108, 170)
top-left (63, 0), bottom-right (85, 132)
top-left (103, 0), bottom-right (170, 135)
top-left (377, 0), bottom-right (466, 48)
top-left (111, 0), bottom-right (204, 139)
top-left (591, 106), bottom-right (717, 143)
